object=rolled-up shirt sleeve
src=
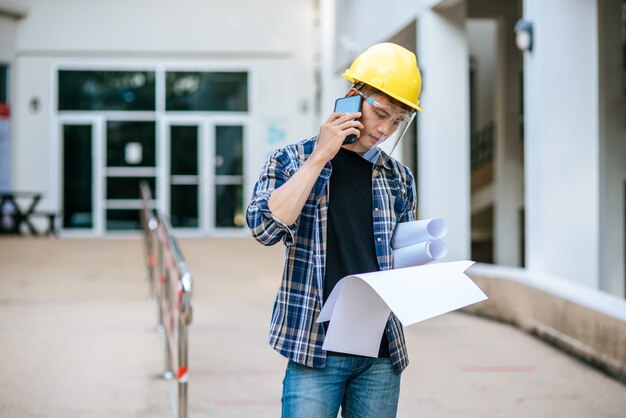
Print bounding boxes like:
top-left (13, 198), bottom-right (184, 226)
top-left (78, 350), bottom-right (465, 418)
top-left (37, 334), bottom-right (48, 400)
top-left (246, 148), bottom-right (298, 246)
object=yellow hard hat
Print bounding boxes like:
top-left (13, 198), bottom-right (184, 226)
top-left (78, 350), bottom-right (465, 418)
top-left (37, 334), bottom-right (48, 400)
top-left (343, 43), bottom-right (423, 112)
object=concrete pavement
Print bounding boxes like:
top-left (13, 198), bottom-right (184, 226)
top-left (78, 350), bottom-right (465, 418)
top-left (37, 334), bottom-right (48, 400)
top-left (0, 237), bottom-right (624, 417)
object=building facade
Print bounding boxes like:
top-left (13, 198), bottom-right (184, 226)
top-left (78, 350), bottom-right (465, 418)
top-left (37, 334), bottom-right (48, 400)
top-left (0, 0), bottom-right (317, 236)
top-left (1, 0), bottom-right (625, 297)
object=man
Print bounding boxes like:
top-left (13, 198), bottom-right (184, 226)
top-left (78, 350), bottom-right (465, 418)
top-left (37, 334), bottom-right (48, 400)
top-left (246, 43), bottom-right (423, 418)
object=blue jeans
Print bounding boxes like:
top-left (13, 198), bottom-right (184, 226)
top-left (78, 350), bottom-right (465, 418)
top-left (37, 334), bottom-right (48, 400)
top-left (281, 355), bottom-right (401, 418)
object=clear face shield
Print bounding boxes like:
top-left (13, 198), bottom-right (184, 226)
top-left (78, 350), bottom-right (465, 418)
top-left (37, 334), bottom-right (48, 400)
top-left (347, 90), bottom-right (416, 166)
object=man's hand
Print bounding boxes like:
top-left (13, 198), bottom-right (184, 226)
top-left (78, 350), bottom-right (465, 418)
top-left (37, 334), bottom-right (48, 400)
top-left (267, 112), bottom-right (362, 226)
top-left (310, 112), bottom-right (363, 164)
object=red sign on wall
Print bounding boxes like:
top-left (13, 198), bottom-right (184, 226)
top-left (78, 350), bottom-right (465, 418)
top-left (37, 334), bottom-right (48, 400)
top-left (0, 102), bottom-right (9, 119)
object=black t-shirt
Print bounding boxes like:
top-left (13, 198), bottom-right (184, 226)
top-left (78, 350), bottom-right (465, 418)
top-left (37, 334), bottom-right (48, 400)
top-left (324, 147), bottom-right (390, 358)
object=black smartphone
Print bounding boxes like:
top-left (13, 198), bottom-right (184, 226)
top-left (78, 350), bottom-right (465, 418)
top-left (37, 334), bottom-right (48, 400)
top-left (334, 95), bottom-right (363, 145)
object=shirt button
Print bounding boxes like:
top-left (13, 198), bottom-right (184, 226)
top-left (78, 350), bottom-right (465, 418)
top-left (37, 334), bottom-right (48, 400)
top-left (374, 207), bottom-right (379, 212)
top-left (377, 237), bottom-right (382, 243)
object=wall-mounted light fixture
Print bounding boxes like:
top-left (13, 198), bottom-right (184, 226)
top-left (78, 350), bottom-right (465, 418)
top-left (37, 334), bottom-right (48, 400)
top-left (29, 97), bottom-right (40, 113)
top-left (514, 20), bottom-right (533, 52)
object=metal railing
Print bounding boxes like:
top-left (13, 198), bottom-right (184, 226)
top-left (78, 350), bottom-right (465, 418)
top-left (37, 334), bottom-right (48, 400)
top-left (140, 181), bottom-right (193, 418)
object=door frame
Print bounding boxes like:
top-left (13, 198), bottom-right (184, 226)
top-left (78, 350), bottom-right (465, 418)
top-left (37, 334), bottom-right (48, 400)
top-left (162, 114), bottom-right (250, 236)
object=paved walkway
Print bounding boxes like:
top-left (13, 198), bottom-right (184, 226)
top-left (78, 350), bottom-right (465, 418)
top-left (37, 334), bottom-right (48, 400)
top-left (0, 237), bottom-right (624, 417)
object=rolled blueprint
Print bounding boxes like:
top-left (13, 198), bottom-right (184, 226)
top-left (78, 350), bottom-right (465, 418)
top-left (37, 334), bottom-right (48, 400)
top-left (391, 218), bottom-right (447, 250)
top-left (392, 239), bottom-right (448, 269)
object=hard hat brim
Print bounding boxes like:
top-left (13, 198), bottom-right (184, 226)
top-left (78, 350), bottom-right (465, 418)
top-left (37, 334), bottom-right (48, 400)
top-left (343, 72), bottom-right (424, 112)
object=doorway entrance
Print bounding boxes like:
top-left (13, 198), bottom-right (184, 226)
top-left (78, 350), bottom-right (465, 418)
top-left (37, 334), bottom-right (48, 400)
top-left (56, 67), bottom-right (250, 235)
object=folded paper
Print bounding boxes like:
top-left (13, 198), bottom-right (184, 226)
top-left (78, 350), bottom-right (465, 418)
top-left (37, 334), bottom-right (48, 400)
top-left (317, 260), bottom-right (487, 357)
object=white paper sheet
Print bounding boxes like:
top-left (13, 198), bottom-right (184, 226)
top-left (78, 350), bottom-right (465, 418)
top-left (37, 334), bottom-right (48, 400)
top-left (392, 239), bottom-right (447, 269)
top-left (320, 279), bottom-right (392, 356)
top-left (391, 218), bottom-right (447, 250)
top-left (317, 260), bottom-right (487, 357)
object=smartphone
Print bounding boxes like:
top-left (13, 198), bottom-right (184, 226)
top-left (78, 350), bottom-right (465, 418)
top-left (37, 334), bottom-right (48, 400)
top-left (334, 95), bottom-right (363, 145)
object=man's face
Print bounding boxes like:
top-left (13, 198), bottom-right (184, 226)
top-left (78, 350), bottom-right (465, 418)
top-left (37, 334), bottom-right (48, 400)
top-left (345, 88), bottom-right (414, 153)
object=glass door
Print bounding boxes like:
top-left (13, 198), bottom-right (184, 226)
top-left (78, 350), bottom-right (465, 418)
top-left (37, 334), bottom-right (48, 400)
top-left (104, 119), bottom-right (157, 231)
top-left (212, 124), bottom-right (245, 231)
top-left (61, 123), bottom-right (95, 231)
top-left (58, 116), bottom-right (106, 235)
top-left (168, 122), bottom-right (201, 229)
top-left (165, 118), bottom-right (246, 234)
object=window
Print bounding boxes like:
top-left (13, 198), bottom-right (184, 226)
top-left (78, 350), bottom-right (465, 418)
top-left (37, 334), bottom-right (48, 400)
top-left (214, 125), bottom-right (244, 228)
top-left (166, 72), bottom-right (248, 111)
top-left (106, 121), bottom-right (156, 167)
top-left (170, 125), bottom-right (199, 228)
top-left (58, 70), bottom-right (156, 111)
top-left (170, 126), bottom-right (198, 175)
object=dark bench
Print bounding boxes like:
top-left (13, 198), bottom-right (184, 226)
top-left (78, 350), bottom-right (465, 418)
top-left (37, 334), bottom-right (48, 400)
top-left (0, 191), bottom-right (42, 235)
top-left (30, 212), bottom-right (61, 236)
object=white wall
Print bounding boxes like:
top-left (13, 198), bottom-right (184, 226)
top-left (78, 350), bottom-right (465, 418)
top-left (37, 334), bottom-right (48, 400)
top-left (0, 15), bottom-right (17, 62)
top-left (17, 0), bottom-right (305, 55)
top-left (12, 57), bottom-right (50, 197)
top-left (523, 0), bottom-right (600, 288)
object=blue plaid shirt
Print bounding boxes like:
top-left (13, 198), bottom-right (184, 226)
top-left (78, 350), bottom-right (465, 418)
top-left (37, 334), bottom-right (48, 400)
top-left (246, 136), bottom-right (416, 373)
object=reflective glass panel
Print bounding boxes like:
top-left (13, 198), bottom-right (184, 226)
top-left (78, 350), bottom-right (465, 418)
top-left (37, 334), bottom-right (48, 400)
top-left (215, 126), bottom-right (243, 176)
top-left (170, 125), bottom-right (198, 175)
top-left (107, 121), bottom-right (155, 167)
top-left (63, 125), bottom-right (92, 229)
top-left (107, 177), bottom-right (156, 200)
top-left (58, 70), bottom-right (156, 111)
top-left (0, 64), bottom-right (7, 102)
top-left (215, 184), bottom-right (244, 228)
top-left (170, 185), bottom-right (199, 228)
top-left (106, 209), bottom-right (141, 231)
top-left (166, 72), bottom-right (248, 111)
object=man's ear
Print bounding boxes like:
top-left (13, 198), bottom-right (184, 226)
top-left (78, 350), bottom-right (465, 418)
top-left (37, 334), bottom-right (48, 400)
top-left (346, 88), bottom-right (359, 97)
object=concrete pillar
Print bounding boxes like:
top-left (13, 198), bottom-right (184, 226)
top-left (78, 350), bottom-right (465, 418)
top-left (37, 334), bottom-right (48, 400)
top-left (417, 2), bottom-right (471, 261)
top-left (319, 0), bottom-right (348, 122)
top-left (523, 0), bottom-right (600, 288)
